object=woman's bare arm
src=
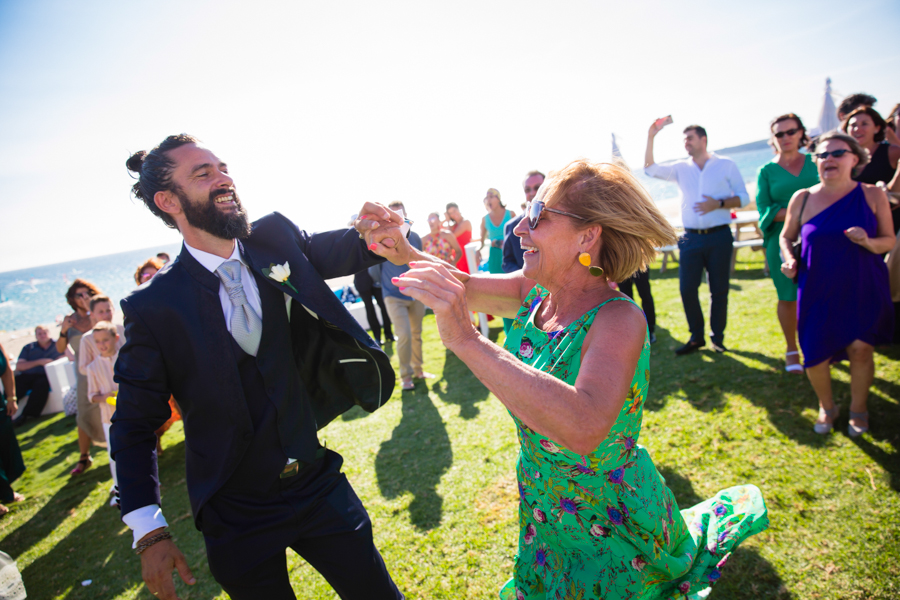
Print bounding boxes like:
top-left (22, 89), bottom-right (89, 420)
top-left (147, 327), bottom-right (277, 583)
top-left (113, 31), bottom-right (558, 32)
top-left (779, 188), bottom-right (808, 278)
top-left (398, 262), bottom-right (646, 454)
top-left (852, 184), bottom-right (897, 253)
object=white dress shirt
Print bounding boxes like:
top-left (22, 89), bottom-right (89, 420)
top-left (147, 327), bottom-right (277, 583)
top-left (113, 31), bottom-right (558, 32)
top-left (123, 240), bottom-right (286, 546)
top-left (644, 153), bottom-right (749, 230)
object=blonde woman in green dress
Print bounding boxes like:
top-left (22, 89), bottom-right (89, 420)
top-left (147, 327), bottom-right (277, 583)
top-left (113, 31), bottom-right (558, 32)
top-left (397, 159), bottom-right (769, 600)
top-left (755, 114), bottom-right (819, 373)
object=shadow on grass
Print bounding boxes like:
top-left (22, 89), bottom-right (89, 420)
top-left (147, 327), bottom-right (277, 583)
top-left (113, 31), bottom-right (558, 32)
top-left (657, 466), bottom-right (702, 508)
top-left (430, 347), bottom-right (491, 419)
top-left (647, 327), bottom-right (900, 491)
top-left (712, 547), bottom-right (791, 599)
top-left (17, 437), bottom-right (211, 600)
top-left (20, 499), bottom-right (139, 600)
top-left (830, 358), bottom-right (900, 491)
top-left (375, 390), bottom-right (451, 530)
top-left (657, 465), bottom-right (790, 598)
top-left (1, 467), bottom-right (104, 561)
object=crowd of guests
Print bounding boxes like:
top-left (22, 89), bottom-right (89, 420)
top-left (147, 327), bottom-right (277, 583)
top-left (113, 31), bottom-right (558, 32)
top-left (345, 91), bottom-right (897, 440)
top-left (0, 252), bottom-right (180, 513)
top-left (0, 91), bottom-right (895, 598)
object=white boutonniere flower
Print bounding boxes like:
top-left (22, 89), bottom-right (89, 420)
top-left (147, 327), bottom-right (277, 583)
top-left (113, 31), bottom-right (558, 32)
top-left (262, 261), bottom-right (299, 294)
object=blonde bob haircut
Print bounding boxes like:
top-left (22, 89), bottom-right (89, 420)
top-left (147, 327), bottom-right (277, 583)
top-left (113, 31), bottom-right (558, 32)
top-left (541, 159), bottom-right (678, 283)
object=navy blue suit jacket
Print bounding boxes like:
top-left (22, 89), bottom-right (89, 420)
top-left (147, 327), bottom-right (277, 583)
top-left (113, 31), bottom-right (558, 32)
top-left (111, 212), bottom-right (393, 526)
top-left (502, 214), bottom-right (525, 273)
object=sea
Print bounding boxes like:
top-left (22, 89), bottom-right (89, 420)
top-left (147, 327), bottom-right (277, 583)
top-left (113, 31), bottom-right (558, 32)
top-left (0, 146), bottom-right (776, 333)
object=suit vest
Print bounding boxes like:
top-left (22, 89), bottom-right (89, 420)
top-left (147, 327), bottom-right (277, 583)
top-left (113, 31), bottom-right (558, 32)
top-left (219, 269), bottom-right (320, 493)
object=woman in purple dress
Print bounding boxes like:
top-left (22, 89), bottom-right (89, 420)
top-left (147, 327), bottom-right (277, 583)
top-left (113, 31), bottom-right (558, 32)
top-left (780, 132), bottom-right (895, 437)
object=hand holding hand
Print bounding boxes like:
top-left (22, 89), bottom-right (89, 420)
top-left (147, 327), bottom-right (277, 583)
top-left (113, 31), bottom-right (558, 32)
top-left (781, 259), bottom-right (798, 279)
top-left (139, 530), bottom-right (195, 599)
top-left (353, 203), bottom-right (415, 265)
top-left (391, 261), bottom-right (478, 350)
top-left (694, 196), bottom-right (721, 215)
top-left (844, 226), bottom-right (869, 247)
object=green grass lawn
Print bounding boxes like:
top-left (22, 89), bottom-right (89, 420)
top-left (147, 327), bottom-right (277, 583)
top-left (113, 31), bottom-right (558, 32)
top-left (2, 251), bottom-right (898, 599)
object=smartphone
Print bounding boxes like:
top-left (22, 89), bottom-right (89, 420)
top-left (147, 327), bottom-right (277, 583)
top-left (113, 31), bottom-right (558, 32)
top-left (655, 115), bottom-right (674, 128)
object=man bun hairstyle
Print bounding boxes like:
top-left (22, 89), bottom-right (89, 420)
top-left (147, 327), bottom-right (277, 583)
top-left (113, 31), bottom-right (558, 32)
top-left (126, 134), bottom-right (200, 229)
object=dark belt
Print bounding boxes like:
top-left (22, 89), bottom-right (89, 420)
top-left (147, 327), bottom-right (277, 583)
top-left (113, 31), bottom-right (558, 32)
top-left (280, 447), bottom-right (328, 478)
top-left (684, 224), bottom-right (729, 235)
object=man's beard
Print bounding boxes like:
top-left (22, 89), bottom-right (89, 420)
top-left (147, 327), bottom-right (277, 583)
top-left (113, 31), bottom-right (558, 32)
top-left (176, 186), bottom-right (252, 240)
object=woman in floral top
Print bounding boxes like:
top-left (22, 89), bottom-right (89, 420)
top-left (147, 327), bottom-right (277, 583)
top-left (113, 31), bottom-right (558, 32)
top-left (398, 159), bottom-right (769, 599)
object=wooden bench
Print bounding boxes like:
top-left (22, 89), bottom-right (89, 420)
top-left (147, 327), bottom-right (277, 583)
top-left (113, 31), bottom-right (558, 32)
top-left (657, 245), bottom-right (679, 273)
top-left (731, 238), bottom-right (767, 275)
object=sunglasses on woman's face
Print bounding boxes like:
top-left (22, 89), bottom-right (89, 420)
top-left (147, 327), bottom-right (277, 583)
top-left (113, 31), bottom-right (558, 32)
top-left (526, 201), bottom-right (587, 230)
top-left (814, 149), bottom-right (852, 160)
top-left (773, 128), bottom-right (800, 139)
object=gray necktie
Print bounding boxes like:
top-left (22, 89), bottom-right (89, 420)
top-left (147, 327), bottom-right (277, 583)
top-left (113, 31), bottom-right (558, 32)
top-left (216, 260), bottom-right (262, 356)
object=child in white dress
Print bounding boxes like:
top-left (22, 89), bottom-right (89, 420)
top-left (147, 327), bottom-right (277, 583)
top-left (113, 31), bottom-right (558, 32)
top-left (85, 321), bottom-right (120, 504)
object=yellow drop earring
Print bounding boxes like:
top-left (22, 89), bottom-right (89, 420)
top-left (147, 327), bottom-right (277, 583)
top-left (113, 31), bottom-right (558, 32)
top-left (578, 252), bottom-right (604, 277)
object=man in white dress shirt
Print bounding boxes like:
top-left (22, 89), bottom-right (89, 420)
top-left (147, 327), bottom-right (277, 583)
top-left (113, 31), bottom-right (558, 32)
top-left (644, 121), bottom-right (749, 354)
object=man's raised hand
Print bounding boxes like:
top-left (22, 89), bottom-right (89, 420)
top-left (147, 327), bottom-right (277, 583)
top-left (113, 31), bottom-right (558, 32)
top-left (353, 202), bottom-right (416, 265)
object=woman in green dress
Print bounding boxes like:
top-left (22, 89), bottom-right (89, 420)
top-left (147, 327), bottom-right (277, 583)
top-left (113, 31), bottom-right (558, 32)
top-left (755, 114), bottom-right (819, 373)
top-left (398, 159), bottom-right (769, 599)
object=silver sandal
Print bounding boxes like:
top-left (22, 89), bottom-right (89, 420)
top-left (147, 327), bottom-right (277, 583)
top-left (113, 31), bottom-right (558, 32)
top-left (814, 406), bottom-right (839, 434)
top-left (848, 411), bottom-right (869, 438)
top-left (784, 351), bottom-right (803, 373)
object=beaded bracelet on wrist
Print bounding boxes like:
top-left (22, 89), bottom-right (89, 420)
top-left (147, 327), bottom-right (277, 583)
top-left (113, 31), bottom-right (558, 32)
top-left (135, 531), bottom-right (172, 555)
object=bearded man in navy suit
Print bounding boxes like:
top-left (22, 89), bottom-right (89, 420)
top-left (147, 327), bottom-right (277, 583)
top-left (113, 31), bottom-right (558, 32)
top-left (112, 134), bottom-right (424, 600)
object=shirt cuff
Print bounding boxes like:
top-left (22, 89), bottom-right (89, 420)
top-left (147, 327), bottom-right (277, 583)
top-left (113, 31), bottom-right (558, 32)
top-left (122, 504), bottom-right (168, 548)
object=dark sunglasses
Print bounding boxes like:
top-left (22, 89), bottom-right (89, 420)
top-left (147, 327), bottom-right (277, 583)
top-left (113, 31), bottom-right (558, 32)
top-left (773, 128), bottom-right (800, 139)
top-left (814, 149), bottom-right (852, 160)
top-left (526, 201), bottom-right (587, 229)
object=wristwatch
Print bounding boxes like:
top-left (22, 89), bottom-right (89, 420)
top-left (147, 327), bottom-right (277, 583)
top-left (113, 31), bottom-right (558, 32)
top-left (718, 199), bottom-right (725, 208)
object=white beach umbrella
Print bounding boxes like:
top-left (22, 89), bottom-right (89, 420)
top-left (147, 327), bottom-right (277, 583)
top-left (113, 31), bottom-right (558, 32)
top-left (816, 77), bottom-right (840, 135)
top-left (611, 133), bottom-right (627, 168)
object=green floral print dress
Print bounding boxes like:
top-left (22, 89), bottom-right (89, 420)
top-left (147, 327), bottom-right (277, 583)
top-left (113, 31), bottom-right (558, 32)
top-left (499, 286), bottom-right (768, 600)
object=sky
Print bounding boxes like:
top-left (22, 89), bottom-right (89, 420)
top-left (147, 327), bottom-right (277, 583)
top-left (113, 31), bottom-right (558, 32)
top-left (1, 0), bottom-right (899, 273)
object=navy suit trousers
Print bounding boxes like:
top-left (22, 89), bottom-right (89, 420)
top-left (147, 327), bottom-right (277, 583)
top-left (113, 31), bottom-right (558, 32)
top-left (677, 227), bottom-right (733, 345)
top-left (203, 450), bottom-right (403, 600)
